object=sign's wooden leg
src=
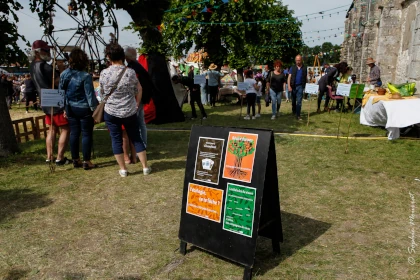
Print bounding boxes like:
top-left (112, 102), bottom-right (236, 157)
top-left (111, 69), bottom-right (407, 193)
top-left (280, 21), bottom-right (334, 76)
top-left (272, 239), bottom-right (281, 254)
top-left (243, 267), bottom-right (252, 280)
top-left (180, 241), bottom-right (187, 255)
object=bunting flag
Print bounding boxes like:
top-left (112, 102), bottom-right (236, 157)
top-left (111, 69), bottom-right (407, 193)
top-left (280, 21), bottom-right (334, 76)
top-left (201, 6), bottom-right (207, 13)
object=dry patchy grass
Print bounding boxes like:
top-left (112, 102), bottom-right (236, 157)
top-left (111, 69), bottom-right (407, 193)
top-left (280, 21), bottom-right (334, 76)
top-left (1, 130), bottom-right (420, 279)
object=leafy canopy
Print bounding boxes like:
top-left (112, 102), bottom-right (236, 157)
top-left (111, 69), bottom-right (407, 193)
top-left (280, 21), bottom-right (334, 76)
top-left (162, 0), bottom-right (303, 68)
top-left (301, 42), bottom-right (342, 65)
top-left (0, 0), bottom-right (29, 65)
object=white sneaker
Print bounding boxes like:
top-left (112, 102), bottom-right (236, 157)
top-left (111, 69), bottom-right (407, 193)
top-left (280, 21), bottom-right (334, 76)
top-left (255, 114), bottom-right (261, 118)
top-left (143, 167), bottom-right (152, 175)
top-left (244, 115), bottom-right (250, 120)
top-left (251, 116), bottom-right (256, 120)
top-left (202, 117), bottom-right (207, 120)
top-left (271, 115), bottom-right (276, 120)
top-left (119, 170), bottom-right (128, 177)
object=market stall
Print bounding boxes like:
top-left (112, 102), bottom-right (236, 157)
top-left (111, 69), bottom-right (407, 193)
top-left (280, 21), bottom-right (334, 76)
top-left (360, 86), bottom-right (420, 140)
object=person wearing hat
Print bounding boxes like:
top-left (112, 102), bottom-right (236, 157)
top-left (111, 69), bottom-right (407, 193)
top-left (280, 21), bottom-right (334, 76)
top-left (367, 58), bottom-right (381, 87)
top-left (30, 40), bottom-right (71, 165)
top-left (204, 63), bottom-right (223, 107)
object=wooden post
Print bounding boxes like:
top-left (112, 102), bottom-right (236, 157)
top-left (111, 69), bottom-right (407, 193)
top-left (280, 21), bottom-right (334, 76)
top-left (307, 94), bottom-right (311, 126)
top-left (308, 55), bottom-right (321, 126)
top-left (337, 97), bottom-right (345, 139)
top-left (49, 48), bottom-right (57, 173)
top-left (345, 85), bottom-right (360, 154)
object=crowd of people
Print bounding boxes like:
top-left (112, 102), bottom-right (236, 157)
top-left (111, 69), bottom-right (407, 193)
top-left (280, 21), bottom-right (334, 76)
top-left (3, 38), bottom-right (383, 177)
top-left (27, 40), bottom-right (150, 177)
top-left (176, 53), bottom-right (382, 120)
top-left (0, 73), bottom-right (37, 112)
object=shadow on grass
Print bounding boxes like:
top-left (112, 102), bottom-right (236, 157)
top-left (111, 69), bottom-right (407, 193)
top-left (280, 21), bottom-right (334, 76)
top-left (63, 272), bottom-right (86, 280)
top-left (0, 189), bottom-right (53, 224)
top-left (182, 211), bottom-right (330, 278)
top-left (253, 211), bottom-right (331, 276)
top-left (2, 269), bottom-right (30, 280)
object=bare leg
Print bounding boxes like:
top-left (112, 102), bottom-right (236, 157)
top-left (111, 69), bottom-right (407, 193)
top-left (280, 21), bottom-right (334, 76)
top-left (136, 151), bottom-right (148, 169)
top-left (130, 142), bottom-right (137, 163)
top-left (258, 103), bottom-right (261, 114)
top-left (46, 125), bottom-right (57, 160)
top-left (57, 125), bottom-right (70, 161)
top-left (114, 154), bottom-right (127, 170)
top-left (122, 131), bottom-right (131, 163)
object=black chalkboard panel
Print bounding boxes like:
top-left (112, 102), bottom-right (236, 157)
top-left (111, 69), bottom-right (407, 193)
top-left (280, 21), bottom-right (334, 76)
top-left (178, 125), bottom-right (283, 279)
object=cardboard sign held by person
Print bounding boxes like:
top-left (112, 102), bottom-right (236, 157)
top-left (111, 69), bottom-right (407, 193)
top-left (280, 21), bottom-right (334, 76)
top-left (237, 82), bottom-right (251, 91)
top-left (194, 75), bottom-right (206, 85)
top-left (41, 89), bottom-right (65, 108)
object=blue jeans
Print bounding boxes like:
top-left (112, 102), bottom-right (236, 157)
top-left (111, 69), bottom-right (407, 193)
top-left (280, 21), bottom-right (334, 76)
top-left (200, 85), bottom-right (208, 105)
top-left (105, 112), bottom-right (146, 155)
top-left (137, 103), bottom-right (147, 148)
top-left (285, 86), bottom-right (290, 100)
top-left (270, 88), bottom-right (282, 116)
top-left (292, 85), bottom-right (304, 117)
top-left (66, 106), bottom-right (94, 161)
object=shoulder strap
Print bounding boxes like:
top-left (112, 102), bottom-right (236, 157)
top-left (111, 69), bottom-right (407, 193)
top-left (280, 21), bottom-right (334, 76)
top-left (104, 67), bottom-right (127, 102)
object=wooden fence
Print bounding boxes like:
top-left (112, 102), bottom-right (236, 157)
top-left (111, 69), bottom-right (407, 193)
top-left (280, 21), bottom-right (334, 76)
top-left (12, 115), bottom-right (50, 143)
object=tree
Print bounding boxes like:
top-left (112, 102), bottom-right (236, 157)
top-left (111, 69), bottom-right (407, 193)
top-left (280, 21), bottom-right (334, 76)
top-left (29, 0), bottom-right (184, 124)
top-left (301, 43), bottom-right (342, 65)
top-left (161, 0), bottom-right (302, 80)
top-left (0, 1), bottom-right (28, 66)
top-left (0, 0), bottom-right (26, 156)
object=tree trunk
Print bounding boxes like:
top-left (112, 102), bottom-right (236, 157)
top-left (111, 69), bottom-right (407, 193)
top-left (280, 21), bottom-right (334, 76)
top-left (146, 53), bottom-right (185, 124)
top-left (0, 90), bottom-right (19, 157)
top-left (237, 68), bottom-right (244, 83)
top-left (122, 12), bottom-right (185, 124)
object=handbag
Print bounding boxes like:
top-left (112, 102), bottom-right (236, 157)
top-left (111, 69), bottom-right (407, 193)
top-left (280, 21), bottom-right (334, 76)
top-left (93, 67), bottom-right (127, 124)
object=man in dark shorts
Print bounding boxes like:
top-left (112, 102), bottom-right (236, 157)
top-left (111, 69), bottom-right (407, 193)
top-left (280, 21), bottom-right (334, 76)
top-left (30, 40), bottom-right (70, 165)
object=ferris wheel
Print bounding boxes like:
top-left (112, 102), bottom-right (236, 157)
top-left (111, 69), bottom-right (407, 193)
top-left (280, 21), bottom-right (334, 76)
top-left (41, 0), bottom-right (119, 72)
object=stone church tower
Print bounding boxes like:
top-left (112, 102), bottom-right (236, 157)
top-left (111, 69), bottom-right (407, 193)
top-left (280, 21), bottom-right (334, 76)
top-left (341, 0), bottom-right (420, 88)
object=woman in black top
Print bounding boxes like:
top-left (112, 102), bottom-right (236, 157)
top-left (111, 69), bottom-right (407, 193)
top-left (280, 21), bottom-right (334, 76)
top-left (188, 66), bottom-right (207, 119)
top-left (23, 74), bottom-right (38, 113)
top-left (266, 60), bottom-right (286, 120)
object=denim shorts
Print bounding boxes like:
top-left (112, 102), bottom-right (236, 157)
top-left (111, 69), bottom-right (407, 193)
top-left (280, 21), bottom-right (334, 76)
top-left (256, 96), bottom-right (261, 104)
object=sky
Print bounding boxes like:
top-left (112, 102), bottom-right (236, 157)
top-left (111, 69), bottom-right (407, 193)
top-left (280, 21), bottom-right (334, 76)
top-left (15, 0), bottom-right (351, 53)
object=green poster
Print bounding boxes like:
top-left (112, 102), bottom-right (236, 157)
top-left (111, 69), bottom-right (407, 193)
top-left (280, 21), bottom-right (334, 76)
top-left (223, 183), bottom-right (257, 238)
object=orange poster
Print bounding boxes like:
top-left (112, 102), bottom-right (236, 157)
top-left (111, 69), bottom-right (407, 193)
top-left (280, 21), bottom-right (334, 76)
top-left (186, 183), bottom-right (224, 223)
top-left (222, 132), bottom-right (258, 183)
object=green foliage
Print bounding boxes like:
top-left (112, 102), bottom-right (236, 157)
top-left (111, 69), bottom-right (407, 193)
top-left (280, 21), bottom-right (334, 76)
top-left (228, 139), bottom-right (255, 158)
top-left (0, 0), bottom-right (29, 65)
top-left (162, 0), bottom-right (302, 68)
top-left (302, 42), bottom-right (342, 64)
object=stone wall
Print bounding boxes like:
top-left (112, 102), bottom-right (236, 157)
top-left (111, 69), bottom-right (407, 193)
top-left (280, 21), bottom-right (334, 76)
top-left (341, 0), bottom-right (420, 89)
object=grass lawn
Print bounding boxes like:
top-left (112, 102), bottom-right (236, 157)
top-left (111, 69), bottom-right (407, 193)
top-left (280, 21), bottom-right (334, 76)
top-left (9, 97), bottom-right (387, 138)
top-left (148, 97), bottom-right (387, 137)
top-left (1, 125), bottom-right (420, 279)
